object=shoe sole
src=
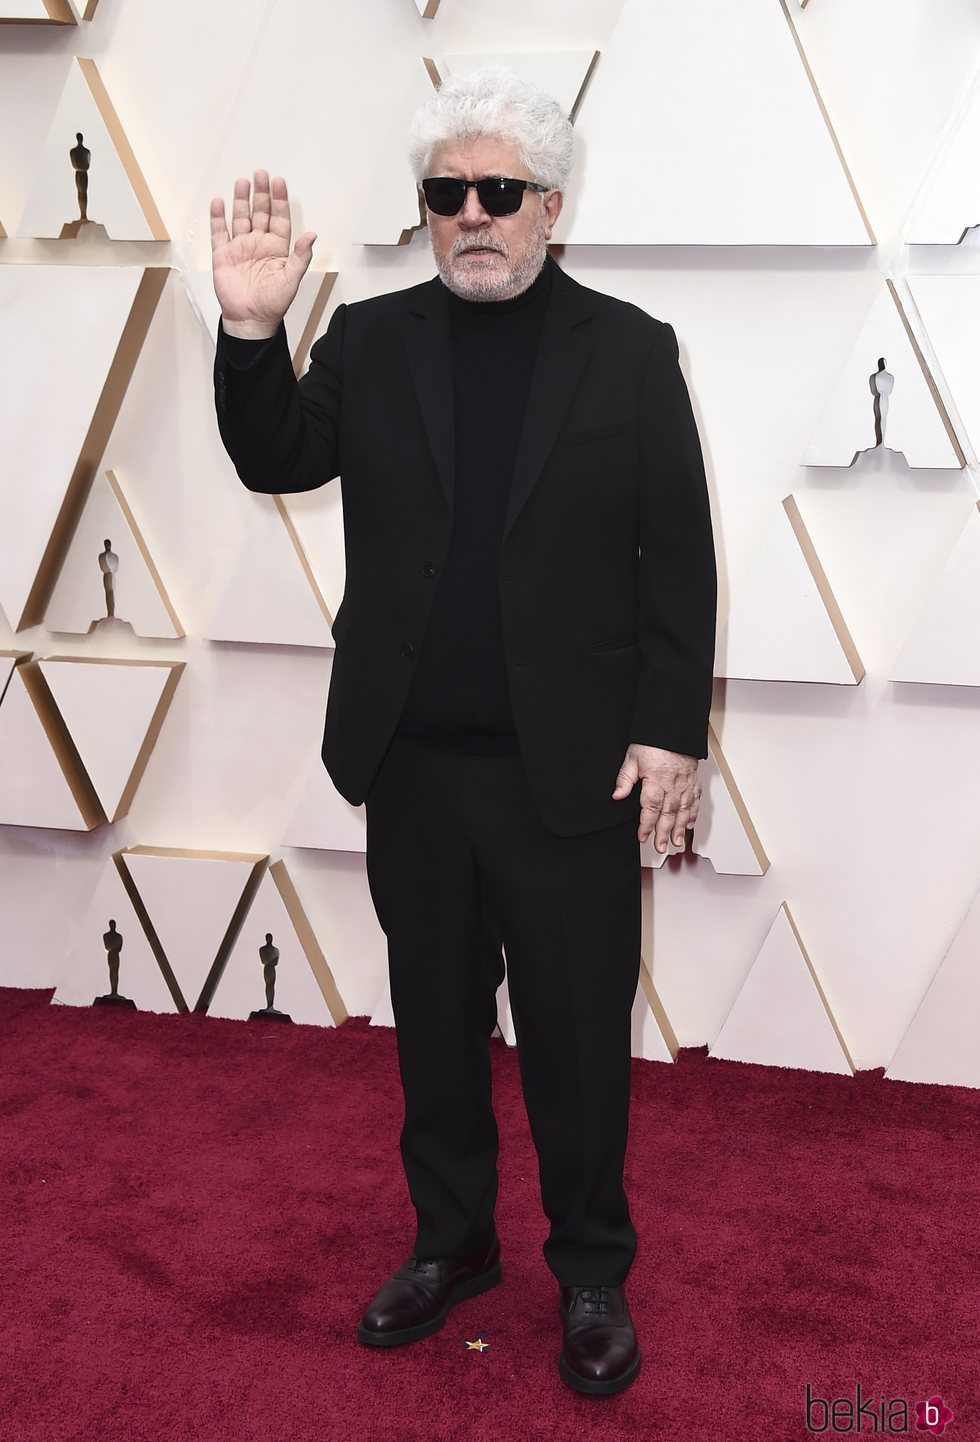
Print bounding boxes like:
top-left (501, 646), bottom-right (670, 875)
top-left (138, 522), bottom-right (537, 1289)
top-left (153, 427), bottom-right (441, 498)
top-left (558, 1348), bottom-right (642, 1396)
top-left (356, 1259), bottom-right (502, 1348)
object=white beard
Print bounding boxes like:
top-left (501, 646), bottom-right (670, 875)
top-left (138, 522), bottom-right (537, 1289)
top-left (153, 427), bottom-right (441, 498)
top-left (432, 207), bottom-right (549, 302)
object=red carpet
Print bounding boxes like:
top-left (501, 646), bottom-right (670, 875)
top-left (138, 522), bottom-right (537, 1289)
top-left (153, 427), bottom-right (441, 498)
top-left (1, 986), bottom-right (976, 1441)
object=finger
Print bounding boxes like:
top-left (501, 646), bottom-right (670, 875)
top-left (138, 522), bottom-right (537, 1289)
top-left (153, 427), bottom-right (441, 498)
top-left (637, 787), bottom-right (663, 844)
top-left (687, 787), bottom-right (702, 830)
top-left (231, 176), bottom-right (252, 237)
top-left (670, 801), bottom-right (693, 848)
top-left (654, 800), bottom-right (677, 854)
top-left (209, 196), bottom-right (230, 252)
top-left (251, 168), bottom-right (272, 234)
top-left (637, 805), bottom-right (660, 845)
top-left (269, 175), bottom-right (292, 245)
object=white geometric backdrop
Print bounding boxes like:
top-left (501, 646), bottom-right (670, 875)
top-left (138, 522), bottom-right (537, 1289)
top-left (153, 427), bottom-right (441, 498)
top-left (1, 0), bottom-right (979, 1087)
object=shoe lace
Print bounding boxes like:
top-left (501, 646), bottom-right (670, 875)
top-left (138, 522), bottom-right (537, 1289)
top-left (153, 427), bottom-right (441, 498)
top-left (579, 1286), bottom-right (610, 1314)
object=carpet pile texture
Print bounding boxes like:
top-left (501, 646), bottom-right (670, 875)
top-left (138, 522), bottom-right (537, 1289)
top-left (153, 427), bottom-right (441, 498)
top-left (1, 986), bottom-right (976, 1441)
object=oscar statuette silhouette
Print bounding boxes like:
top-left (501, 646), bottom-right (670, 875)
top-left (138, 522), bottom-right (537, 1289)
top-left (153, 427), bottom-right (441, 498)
top-left (871, 356), bottom-right (895, 449)
top-left (71, 131), bottom-right (91, 222)
top-left (248, 933), bottom-right (293, 1022)
top-left (98, 539), bottom-right (119, 619)
top-left (93, 919), bottom-right (137, 1008)
top-left (60, 132), bottom-right (102, 239)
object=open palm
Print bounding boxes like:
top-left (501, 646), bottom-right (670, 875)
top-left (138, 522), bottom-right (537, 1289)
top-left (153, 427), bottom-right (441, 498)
top-left (210, 170), bottom-right (316, 331)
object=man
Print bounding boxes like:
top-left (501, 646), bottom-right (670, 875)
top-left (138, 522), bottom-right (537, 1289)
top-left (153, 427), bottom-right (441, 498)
top-left (210, 67), bottom-right (716, 1397)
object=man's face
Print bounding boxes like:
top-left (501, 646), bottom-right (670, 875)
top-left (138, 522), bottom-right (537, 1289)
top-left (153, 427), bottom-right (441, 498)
top-left (425, 135), bottom-right (564, 302)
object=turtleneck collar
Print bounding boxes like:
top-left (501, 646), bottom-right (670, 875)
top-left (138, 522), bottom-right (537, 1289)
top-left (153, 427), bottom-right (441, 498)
top-left (444, 252), bottom-right (553, 317)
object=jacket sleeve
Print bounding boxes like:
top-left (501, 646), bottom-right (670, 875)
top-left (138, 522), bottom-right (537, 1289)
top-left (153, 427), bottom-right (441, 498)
top-left (628, 320), bottom-right (717, 758)
top-left (212, 301), bottom-right (346, 494)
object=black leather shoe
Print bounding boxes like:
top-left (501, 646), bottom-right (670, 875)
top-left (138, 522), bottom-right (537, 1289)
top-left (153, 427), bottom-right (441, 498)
top-left (356, 1233), bottom-right (502, 1347)
top-left (558, 1284), bottom-right (641, 1395)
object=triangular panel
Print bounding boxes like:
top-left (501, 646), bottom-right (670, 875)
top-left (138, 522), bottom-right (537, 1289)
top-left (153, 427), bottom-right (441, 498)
top-left (908, 275), bottom-right (980, 462)
top-left (0, 265), bottom-right (167, 631)
top-left (0, 659), bottom-right (103, 829)
top-left (119, 847), bottom-right (267, 1013)
top-left (38, 656), bottom-right (183, 821)
top-left (802, 282), bottom-right (963, 469)
top-left (208, 861), bottom-right (348, 1025)
top-left (53, 856), bottom-right (180, 1013)
top-left (558, 0), bottom-right (871, 245)
top-left (694, 725), bottom-right (769, 875)
top-left (205, 495), bottom-right (332, 647)
top-left (890, 501), bottom-right (980, 686)
top-left (709, 904), bottom-right (854, 1074)
top-left (45, 469), bottom-right (183, 638)
top-left (0, 1), bottom-right (74, 20)
top-left (886, 887), bottom-right (980, 1087)
top-left (907, 76), bottom-right (980, 244)
top-left (715, 495), bottom-right (864, 684)
top-left (18, 57), bottom-right (167, 240)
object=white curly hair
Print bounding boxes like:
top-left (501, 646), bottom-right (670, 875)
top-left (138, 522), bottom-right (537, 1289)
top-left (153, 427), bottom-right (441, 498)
top-left (407, 66), bottom-right (574, 192)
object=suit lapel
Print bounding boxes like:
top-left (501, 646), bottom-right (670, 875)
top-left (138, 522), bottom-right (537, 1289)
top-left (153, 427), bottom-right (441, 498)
top-left (403, 278), bottom-right (455, 517)
top-left (503, 259), bottom-right (594, 543)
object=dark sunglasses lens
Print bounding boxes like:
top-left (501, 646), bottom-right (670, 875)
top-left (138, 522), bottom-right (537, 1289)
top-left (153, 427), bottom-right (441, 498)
top-left (422, 178), bottom-right (466, 215)
top-left (477, 178), bottom-right (525, 216)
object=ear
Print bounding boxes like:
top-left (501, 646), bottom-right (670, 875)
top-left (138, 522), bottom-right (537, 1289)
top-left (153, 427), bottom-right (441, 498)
top-left (543, 189), bottom-right (564, 240)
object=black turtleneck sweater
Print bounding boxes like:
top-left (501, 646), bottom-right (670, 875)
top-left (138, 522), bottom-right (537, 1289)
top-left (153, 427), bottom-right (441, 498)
top-left (395, 257), bottom-right (552, 753)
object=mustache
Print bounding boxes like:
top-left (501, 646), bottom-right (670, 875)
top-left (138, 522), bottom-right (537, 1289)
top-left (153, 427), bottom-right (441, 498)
top-left (450, 237), bottom-right (507, 258)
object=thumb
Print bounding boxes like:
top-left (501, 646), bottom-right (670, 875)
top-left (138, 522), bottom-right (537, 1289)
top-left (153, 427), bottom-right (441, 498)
top-left (611, 757), bottom-right (638, 798)
top-left (287, 231), bottom-right (316, 282)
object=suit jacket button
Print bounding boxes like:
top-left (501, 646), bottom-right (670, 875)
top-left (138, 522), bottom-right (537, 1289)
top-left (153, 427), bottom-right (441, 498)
top-left (400, 642), bottom-right (415, 660)
top-left (421, 560), bottom-right (437, 577)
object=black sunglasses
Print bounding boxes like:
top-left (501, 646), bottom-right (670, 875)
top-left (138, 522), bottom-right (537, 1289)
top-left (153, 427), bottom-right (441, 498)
top-left (420, 175), bottom-right (549, 218)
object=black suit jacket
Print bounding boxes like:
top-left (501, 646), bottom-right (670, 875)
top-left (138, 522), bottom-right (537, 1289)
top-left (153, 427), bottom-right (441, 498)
top-left (213, 256), bottom-right (717, 836)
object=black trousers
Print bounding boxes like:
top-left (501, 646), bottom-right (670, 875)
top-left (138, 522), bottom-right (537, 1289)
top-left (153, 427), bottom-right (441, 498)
top-left (363, 732), bottom-right (642, 1287)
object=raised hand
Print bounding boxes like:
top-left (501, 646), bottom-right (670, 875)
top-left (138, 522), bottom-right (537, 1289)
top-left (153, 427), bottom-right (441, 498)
top-left (210, 170), bottom-right (316, 339)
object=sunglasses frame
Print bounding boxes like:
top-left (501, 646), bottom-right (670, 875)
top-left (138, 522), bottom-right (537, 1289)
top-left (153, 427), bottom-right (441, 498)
top-left (420, 175), bottom-right (550, 218)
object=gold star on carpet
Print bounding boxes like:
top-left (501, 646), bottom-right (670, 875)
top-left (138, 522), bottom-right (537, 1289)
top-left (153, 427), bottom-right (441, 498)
top-left (462, 1336), bottom-right (489, 1352)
